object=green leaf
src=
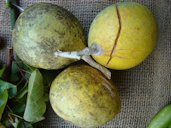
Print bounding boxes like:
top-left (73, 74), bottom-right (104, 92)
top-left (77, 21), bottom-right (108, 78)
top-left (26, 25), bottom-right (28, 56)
top-left (16, 83), bottom-right (28, 101)
top-left (14, 119), bottom-right (33, 128)
top-left (1, 115), bottom-right (12, 128)
top-left (24, 64), bottom-right (35, 72)
top-left (5, 0), bottom-right (12, 8)
top-left (5, 0), bottom-right (20, 29)
top-left (0, 90), bottom-right (8, 120)
top-left (10, 61), bottom-right (20, 82)
top-left (40, 69), bottom-right (59, 102)
top-left (169, 124), bottom-right (171, 128)
top-left (15, 56), bottom-right (35, 72)
top-left (10, 117), bottom-right (20, 128)
top-left (0, 80), bottom-right (17, 98)
top-left (12, 103), bottom-right (26, 115)
top-left (22, 121), bottom-right (33, 128)
top-left (0, 65), bottom-right (6, 78)
top-left (24, 72), bottom-right (31, 81)
top-left (23, 69), bottom-right (46, 123)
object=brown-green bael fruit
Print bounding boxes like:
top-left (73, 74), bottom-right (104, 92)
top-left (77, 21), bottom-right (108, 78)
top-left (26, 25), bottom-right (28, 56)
top-left (50, 65), bottom-right (121, 128)
top-left (13, 3), bottom-right (85, 69)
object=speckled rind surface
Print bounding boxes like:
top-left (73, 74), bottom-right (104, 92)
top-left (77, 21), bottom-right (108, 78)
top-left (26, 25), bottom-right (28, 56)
top-left (13, 3), bottom-right (85, 69)
top-left (50, 65), bottom-right (121, 127)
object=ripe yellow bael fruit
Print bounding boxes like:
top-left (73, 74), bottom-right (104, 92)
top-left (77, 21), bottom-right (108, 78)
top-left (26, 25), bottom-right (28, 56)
top-left (50, 65), bottom-right (121, 127)
top-left (88, 2), bottom-right (158, 70)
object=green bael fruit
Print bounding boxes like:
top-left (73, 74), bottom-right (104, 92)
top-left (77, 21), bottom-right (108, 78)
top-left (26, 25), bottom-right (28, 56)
top-left (50, 65), bottom-right (121, 128)
top-left (13, 3), bottom-right (85, 69)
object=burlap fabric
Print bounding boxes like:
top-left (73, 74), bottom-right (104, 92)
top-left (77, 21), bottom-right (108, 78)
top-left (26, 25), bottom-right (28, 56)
top-left (0, 0), bottom-right (171, 128)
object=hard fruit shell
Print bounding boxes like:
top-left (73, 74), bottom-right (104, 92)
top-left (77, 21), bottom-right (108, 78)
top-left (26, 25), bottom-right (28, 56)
top-left (88, 2), bottom-right (158, 70)
top-left (13, 3), bottom-right (85, 69)
top-left (50, 65), bottom-right (121, 127)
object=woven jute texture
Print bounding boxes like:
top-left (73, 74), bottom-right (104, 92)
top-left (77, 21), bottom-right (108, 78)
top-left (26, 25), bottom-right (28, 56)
top-left (0, 0), bottom-right (171, 128)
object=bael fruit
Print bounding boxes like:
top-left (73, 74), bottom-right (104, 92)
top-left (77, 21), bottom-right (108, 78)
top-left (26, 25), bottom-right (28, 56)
top-left (50, 65), bottom-right (121, 127)
top-left (13, 3), bottom-right (85, 69)
top-left (88, 2), bottom-right (158, 70)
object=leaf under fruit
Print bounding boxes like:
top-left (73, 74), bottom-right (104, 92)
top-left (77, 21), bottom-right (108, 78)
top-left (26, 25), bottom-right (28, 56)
top-left (0, 90), bottom-right (8, 120)
top-left (23, 69), bottom-right (46, 123)
top-left (0, 80), bottom-right (17, 98)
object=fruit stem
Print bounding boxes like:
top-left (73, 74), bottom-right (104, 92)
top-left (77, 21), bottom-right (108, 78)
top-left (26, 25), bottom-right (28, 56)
top-left (54, 44), bottom-right (111, 79)
top-left (54, 43), bottom-right (103, 59)
top-left (82, 56), bottom-right (111, 79)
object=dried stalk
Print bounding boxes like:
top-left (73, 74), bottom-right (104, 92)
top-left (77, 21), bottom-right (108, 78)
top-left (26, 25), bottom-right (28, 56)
top-left (54, 44), bottom-right (111, 79)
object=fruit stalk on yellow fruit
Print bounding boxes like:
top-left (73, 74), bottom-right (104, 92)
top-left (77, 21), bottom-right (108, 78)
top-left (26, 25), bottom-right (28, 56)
top-left (54, 43), bottom-right (111, 79)
top-left (55, 2), bottom-right (158, 70)
top-left (13, 3), bottom-right (111, 79)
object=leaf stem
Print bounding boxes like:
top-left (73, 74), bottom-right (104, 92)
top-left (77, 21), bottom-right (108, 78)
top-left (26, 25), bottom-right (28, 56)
top-left (19, 69), bottom-right (31, 75)
top-left (14, 62), bottom-right (29, 81)
top-left (16, 77), bottom-right (25, 86)
top-left (8, 114), bottom-right (14, 123)
top-left (9, 113), bottom-right (23, 119)
top-left (7, 105), bottom-right (13, 113)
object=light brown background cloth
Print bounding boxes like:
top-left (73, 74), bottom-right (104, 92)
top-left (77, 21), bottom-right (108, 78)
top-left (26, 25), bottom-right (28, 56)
top-left (0, 0), bottom-right (171, 128)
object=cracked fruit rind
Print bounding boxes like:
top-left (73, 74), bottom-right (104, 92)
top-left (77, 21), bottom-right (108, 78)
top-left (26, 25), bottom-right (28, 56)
top-left (13, 3), bottom-right (85, 69)
top-left (50, 65), bottom-right (121, 128)
top-left (88, 2), bottom-right (158, 70)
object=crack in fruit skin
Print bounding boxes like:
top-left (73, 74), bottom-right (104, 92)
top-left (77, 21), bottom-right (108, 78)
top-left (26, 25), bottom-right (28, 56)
top-left (106, 5), bottom-right (122, 65)
top-left (88, 2), bottom-right (158, 70)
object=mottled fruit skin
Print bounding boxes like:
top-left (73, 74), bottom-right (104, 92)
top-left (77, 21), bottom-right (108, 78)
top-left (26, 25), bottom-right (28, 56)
top-left (13, 3), bottom-right (85, 69)
top-left (50, 65), bottom-right (121, 128)
top-left (88, 2), bottom-right (158, 70)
